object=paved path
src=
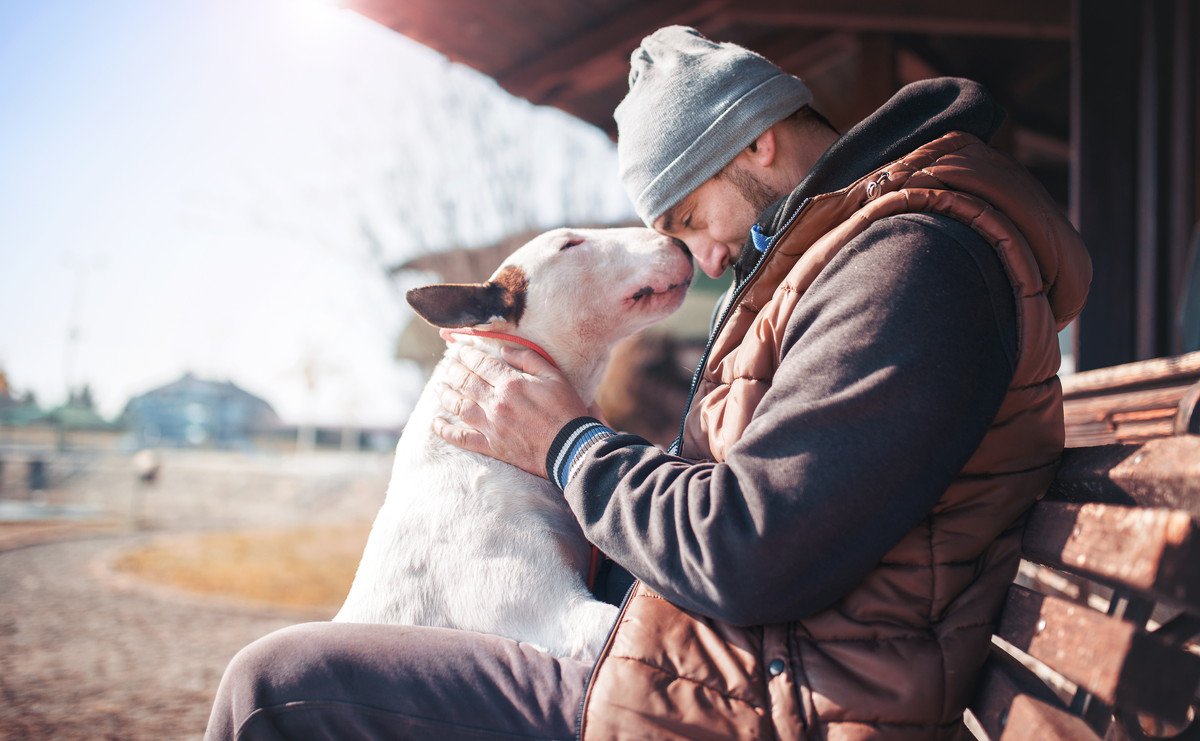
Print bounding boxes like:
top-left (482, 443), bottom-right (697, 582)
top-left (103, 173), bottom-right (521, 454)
top-left (0, 534), bottom-right (298, 740)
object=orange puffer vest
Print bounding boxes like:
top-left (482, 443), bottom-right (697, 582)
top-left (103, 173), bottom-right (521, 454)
top-left (580, 132), bottom-right (1092, 740)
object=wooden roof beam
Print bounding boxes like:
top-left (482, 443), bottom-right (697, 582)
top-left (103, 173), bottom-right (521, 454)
top-left (767, 32), bottom-right (860, 80)
top-left (715, 0), bottom-right (1070, 41)
top-left (495, 0), bottom-right (730, 104)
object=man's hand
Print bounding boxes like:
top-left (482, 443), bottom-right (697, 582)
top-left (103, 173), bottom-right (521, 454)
top-left (433, 335), bottom-right (589, 478)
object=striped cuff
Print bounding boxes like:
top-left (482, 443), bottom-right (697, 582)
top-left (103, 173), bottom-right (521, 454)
top-left (545, 417), bottom-right (617, 491)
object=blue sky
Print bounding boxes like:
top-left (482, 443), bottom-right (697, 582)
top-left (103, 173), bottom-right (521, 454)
top-left (0, 0), bottom-right (632, 425)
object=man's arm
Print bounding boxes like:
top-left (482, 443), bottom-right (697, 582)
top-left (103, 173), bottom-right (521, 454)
top-left (559, 214), bottom-right (1017, 626)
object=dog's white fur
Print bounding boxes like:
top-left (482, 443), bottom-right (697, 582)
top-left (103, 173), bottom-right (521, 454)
top-left (335, 227), bottom-right (693, 662)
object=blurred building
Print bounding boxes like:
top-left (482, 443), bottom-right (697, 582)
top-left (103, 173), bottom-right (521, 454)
top-left (0, 371), bottom-right (45, 427)
top-left (121, 372), bottom-right (281, 449)
top-left (40, 386), bottom-right (115, 432)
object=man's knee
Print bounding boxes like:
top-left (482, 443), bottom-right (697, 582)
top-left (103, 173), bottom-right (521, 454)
top-left (207, 623), bottom-right (328, 740)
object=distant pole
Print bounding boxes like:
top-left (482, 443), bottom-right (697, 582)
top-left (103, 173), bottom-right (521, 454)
top-left (62, 255), bottom-right (102, 399)
top-left (299, 356), bottom-right (321, 453)
top-left (131, 449), bottom-right (160, 529)
top-left (59, 253), bottom-right (106, 450)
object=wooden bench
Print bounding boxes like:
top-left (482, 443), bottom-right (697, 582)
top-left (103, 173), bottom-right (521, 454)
top-left (970, 351), bottom-right (1200, 739)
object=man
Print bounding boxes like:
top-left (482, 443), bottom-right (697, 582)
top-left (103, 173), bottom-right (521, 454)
top-left (433, 26), bottom-right (1091, 739)
top-left (207, 27), bottom-right (1090, 740)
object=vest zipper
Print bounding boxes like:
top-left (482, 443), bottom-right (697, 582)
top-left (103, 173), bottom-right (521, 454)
top-left (577, 202), bottom-right (804, 733)
top-left (575, 580), bottom-right (638, 739)
top-left (669, 198), bottom-right (813, 456)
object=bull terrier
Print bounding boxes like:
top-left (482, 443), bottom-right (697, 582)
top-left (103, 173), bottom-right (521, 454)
top-left (335, 227), bottom-right (693, 662)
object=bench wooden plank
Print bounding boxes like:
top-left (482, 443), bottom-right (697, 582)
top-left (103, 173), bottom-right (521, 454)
top-left (971, 647), bottom-right (1099, 740)
top-left (1062, 351), bottom-right (1200, 446)
top-left (1046, 438), bottom-right (1200, 519)
top-left (1064, 384), bottom-right (1198, 445)
top-left (976, 353), bottom-right (1200, 738)
top-left (1021, 500), bottom-right (1200, 612)
top-left (1061, 352), bottom-right (1200, 397)
top-left (996, 585), bottom-right (1200, 723)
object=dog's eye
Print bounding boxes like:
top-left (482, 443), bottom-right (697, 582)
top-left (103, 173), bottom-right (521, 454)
top-left (559, 238), bottom-right (585, 251)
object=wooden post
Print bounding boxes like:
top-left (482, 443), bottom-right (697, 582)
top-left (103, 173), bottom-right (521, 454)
top-left (1136, 0), bottom-right (1169, 360)
top-left (1168, 0), bottom-right (1197, 353)
top-left (1071, 0), bottom-right (1139, 370)
top-left (1073, 0), bottom-right (1198, 368)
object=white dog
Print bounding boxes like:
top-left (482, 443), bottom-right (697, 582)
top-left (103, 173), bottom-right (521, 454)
top-left (335, 227), bottom-right (693, 662)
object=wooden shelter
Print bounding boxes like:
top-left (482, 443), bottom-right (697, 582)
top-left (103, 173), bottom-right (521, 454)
top-left (348, 0), bottom-right (1199, 372)
top-left (344, 9), bottom-right (1200, 737)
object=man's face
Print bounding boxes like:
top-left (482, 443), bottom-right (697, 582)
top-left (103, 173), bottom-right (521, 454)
top-left (653, 165), bottom-right (782, 279)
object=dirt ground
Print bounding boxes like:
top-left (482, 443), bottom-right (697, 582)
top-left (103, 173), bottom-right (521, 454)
top-left (0, 534), bottom-right (296, 740)
top-left (0, 449), bottom-right (390, 740)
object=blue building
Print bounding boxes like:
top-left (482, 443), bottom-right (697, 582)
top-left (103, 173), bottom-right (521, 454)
top-left (121, 372), bottom-right (280, 449)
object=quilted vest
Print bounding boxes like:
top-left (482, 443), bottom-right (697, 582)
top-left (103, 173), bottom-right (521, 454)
top-left (580, 132), bottom-right (1092, 740)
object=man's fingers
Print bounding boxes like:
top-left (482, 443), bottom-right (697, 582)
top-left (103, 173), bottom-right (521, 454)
top-left (499, 345), bottom-right (560, 379)
top-left (454, 345), bottom-right (519, 385)
top-left (436, 382), bottom-right (466, 419)
top-left (447, 342), bottom-right (559, 384)
top-left (432, 417), bottom-right (491, 457)
top-left (436, 382), bottom-right (489, 427)
top-left (444, 355), bottom-right (497, 400)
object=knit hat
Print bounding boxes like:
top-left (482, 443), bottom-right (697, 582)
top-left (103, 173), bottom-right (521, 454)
top-left (615, 26), bottom-right (813, 227)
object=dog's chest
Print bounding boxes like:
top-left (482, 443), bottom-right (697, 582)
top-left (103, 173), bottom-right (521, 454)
top-left (385, 445), bottom-right (578, 544)
top-left (336, 378), bottom-right (590, 622)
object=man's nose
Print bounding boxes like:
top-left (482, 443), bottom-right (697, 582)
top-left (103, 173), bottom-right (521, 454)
top-left (692, 239), bottom-right (727, 278)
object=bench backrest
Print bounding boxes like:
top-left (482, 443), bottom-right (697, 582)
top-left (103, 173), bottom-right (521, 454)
top-left (969, 351), bottom-right (1200, 740)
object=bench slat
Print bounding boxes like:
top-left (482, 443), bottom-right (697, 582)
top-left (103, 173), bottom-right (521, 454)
top-left (971, 647), bottom-right (1099, 740)
top-left (1047, 438), bottom-right (1200, 520)
top-left (1022, 500), bottom-right (1200, 612)
top-left (1061, 352), bottom-right (1200, 397)
top-left (975, 354), bottom-right (1200, 738)
top-left (996, 585), bottom-right (1200, 723)
top-left (1064, 383), bottom-right (1198, 446)
top-left (1061, 352), bottom-right (1200, 445)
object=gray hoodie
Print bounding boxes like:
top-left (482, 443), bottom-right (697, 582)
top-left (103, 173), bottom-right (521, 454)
top-left (558, 79), bottom-right (1020, 624)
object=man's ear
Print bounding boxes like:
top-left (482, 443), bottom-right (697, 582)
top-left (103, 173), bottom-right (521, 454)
top-left (745, 127), bottom-right (778, 167)
top-left (406, 266), bottom-right (527, 329)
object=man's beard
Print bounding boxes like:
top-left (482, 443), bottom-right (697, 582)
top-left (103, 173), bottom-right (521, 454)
top-left (720, 164), bottom-right (784, 280)
top-left (719, 164), bottom-right (782, 215)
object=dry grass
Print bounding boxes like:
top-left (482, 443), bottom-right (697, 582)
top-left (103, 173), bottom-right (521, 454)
top-left (113, 523), bottom-right (371, 613)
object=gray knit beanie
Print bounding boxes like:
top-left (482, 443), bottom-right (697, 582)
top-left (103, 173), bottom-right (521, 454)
top-left (615, 26), bottom-right (812, 227)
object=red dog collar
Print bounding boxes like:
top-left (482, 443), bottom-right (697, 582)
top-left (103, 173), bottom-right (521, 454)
top-left (445, 328), bottom-right (560, 370)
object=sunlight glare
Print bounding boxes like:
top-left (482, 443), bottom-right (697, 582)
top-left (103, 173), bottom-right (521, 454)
top-left (280, 0), bottom-right (348, 42)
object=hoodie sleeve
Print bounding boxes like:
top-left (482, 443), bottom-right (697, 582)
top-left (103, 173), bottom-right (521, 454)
top-left (559, 213), bottom-right (1018, 626)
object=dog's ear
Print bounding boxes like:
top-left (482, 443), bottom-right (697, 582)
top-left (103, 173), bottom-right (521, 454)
top-left (406, 267), bottom-right (527, 328)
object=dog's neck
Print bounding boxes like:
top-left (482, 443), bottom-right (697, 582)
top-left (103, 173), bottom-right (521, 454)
top-left (448, 329), bottom-right (558, 370)
top-left (448, 330), bottom-right (612, 404)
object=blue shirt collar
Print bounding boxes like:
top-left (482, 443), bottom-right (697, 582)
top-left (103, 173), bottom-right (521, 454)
top-left (750, 223), bottom-right (772, 254)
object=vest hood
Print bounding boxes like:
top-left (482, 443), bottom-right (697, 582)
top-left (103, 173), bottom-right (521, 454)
top-left (739, 78), bottom-right (1008, 277)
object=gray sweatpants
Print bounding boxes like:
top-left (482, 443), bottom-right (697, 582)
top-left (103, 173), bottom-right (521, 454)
top-left (205, 622), bottom-right (590, 740)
